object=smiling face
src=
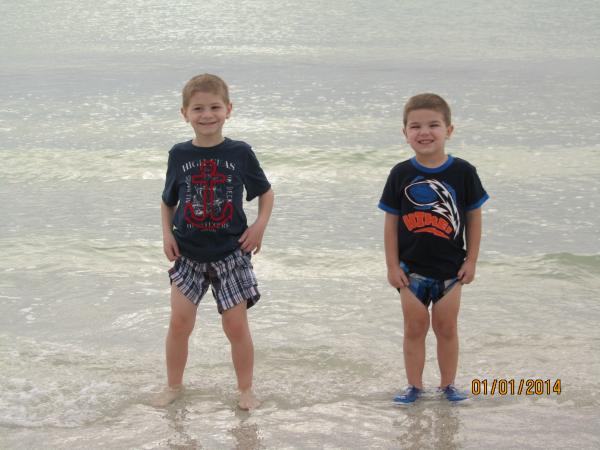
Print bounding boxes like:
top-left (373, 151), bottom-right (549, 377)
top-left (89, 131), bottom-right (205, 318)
top-left (181, 91), bottom-right (232, 147)
top-left (403, 108), bottom-right (454, 165)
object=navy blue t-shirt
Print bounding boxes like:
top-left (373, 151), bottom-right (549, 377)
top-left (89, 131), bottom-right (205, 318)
top-left (379, 156), bottom-right (489, 279)
top-left (162, 138), bottom-right (271, 263)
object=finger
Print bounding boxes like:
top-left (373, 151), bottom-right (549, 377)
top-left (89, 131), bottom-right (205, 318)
top-left (400, 273), bottom-right (409, 286)
top-left (238, 230), bottom-right (248, 243)
top-left (393, 276), bottom-right (405, 289)
top-left (254, 243), bottom-right (261, 254)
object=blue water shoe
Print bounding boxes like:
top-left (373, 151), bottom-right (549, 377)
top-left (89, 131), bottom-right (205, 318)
top-left (441, 384), bottom-right (468, 402)
top-left (393, 386), bottom-right (422, 405)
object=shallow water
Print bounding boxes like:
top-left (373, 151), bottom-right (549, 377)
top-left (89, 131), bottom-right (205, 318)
top-left (2, 1), bottom-right (600, 449)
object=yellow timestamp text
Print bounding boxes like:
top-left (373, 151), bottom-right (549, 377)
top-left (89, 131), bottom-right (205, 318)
top-left (471, 378), bottom-right (561, 396)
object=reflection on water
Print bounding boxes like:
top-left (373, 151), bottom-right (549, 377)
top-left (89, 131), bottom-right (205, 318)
top-left (163, 396), bottom-right (264, 450)
top-left (232, 410), bottom-right (263, 450)
top-left (164, 406), bottom-right (202, 450)
top-left (394, 400), bottom-right (461, 450)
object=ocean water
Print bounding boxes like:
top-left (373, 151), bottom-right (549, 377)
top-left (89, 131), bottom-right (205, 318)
top-left (1, 0), bottom-right (600, 449)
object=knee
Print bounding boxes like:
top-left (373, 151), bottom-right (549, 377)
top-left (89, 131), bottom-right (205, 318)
top-left (222, 316), bottom-right (248, 343)
top-left (432, 320), bottom-right (457, 340)
top-left (169, 314), bottom-right (194, 338)
top-left (404, 320), bottom-right (429, 340)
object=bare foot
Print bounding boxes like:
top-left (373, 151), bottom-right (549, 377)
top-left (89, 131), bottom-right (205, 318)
top-left (151, 385), bottom-right (183, 407)
top-left (238, 389), bottom-right (260, 410)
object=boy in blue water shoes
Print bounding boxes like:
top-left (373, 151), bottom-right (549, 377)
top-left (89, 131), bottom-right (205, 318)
top-left (379, 94), bottom-right (488, 404)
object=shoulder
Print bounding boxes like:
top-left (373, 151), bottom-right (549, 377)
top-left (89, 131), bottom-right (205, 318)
top-left (223, 139), bottom-right (265, 171)
top-left (221, 138), bottom-right (258, 162)
top-left (388, 158), bottom-right (413, 175)
top-left (385, 159), bottom-right (414, 183)
top-left (450, 156), bottom-right (478, 172)
top-left (223, 138), bottom-right (252, 152)
top-left (446, 157), bottom-right (483, 181)
top-left (168, 140), bottom-right (193, 157)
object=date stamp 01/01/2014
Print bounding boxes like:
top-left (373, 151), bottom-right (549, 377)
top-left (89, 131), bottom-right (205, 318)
top-left (471, 379), bottom-right (562, 396)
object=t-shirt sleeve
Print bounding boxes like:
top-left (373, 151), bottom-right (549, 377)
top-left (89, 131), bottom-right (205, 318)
top-left (162, 151), bottom-right (178, 206)
top-left (243, 147), bottom-right (271, 201)
top-left (465, 165), bottom-right (489, 210)
top-left (378, 169), bottom-right (401, 215)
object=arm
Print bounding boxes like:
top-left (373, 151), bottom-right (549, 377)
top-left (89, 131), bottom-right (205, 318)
top-left (239, 188), bottom-right (274, 254)
top-left (458, 207), bottom-right (483, 284)
top-left (384, 212), bottom-right (409, 289)
top-left (161, 201), bottom-right (181, 261)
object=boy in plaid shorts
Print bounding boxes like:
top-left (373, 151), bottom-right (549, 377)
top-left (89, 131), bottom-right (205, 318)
top-left (155, 74), bottom-right (274, 409)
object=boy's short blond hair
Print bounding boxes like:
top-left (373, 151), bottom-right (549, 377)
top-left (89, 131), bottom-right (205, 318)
top-left (182, 74), bottom-right (230, 108)
top-left (403, 93), bottom-right (452, 126)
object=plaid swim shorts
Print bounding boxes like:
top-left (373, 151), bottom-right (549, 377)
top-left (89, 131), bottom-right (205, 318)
top-left (168, 249), bottom-right (260, 314)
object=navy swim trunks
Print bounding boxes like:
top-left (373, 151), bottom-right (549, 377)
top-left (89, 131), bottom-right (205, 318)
top-left (398, 262), bottom-right (459, 307)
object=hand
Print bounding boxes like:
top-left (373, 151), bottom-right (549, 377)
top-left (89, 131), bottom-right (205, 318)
top-left (458, 259), bottom-right (476, 284)
top-left (163, 233), bottom-right (181, 261)
top-left (388, 265), bottom-right (409, 289)
top-left (238, 221), bottom-right (266, 254)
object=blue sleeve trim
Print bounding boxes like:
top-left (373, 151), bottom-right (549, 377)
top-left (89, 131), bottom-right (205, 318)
top-left (378, 201), bottom-right (401, 215)
top-left (466, 193), bottom-right (489, 211)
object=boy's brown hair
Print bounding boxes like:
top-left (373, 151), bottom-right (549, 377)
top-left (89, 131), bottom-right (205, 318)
top-left (403, 93), bottom-right (451, 126)
top-left (182, 74), bottom-right (230, 108)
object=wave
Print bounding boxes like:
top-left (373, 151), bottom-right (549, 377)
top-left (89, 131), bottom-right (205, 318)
top-left (534, 252), bottom-right (600, 270)
top-left (482, 252), bottom-right (600, 280)
top-left (0, 236), bottom-right (165, 276)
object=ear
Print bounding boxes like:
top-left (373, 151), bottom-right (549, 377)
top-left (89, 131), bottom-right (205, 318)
top-left (402, 127), bottom-right (408, 139)
top-left (446, 124), bottom-right (454, 139)
top-left (181, 107), bottom-right (188, 122)
top-left (226, 102), bottom-right (233, 119)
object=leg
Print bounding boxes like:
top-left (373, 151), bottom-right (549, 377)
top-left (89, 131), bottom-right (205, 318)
top-left (399, 288), bottom-right (430, 389)
top-left (166, 283), bottom-right (198, 387)
top-left (153, 284), bottom-right (198, 407)
top-left (221, 301), bottom-right (259, 410)
top-left (431, 284), bottom-right (462, 388)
